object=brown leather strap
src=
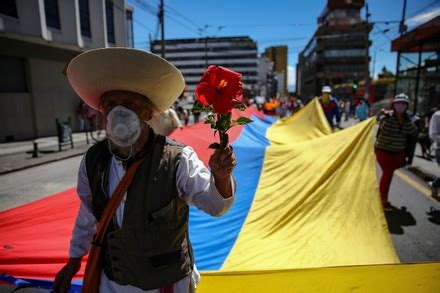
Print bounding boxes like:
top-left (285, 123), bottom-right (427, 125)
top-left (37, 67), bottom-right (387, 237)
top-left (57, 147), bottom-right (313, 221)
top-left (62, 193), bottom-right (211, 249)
top-left (95, 158), bottom-right (143, 244)
top-left (82, 158), bottom-right (144, 293)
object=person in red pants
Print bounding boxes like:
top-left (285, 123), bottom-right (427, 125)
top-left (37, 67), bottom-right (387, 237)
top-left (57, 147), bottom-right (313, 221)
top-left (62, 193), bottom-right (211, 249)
top-left (375, 94), bottom-right (418, 211)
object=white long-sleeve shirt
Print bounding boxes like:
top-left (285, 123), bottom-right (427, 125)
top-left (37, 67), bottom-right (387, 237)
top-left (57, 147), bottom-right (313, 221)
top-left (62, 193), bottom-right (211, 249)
top-left (70, 146), bottom-right (235, 293)
top-left (429, 111), bottom-right (440, 147)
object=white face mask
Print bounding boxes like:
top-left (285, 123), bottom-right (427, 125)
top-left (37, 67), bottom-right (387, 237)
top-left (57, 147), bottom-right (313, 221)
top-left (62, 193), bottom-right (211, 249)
top-left (394, 103), bottom-right (408, 113)
top-left (106, 106), bottom-right (141, 147)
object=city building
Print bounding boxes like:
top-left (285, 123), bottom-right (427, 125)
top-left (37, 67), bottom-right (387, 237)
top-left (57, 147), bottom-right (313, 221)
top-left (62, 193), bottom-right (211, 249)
top-left (257, 56), bottom-right (278, 98)
top-left (296, 0), bottom-right (371, 101)
top-left (392, 16), bottom-right (440, 115)
top-left (0, 0), bottom-right (133, 142)
top-left (151, 36), bottom-right (258, 97)
top-left (262, 46), bottom-right (288, 97)
top-left (275, 72), bottom-right (286, 98)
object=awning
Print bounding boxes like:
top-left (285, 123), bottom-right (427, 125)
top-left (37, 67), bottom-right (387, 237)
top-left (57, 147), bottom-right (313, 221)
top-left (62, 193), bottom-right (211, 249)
top-left (391, 16), bottom-right (440, 52)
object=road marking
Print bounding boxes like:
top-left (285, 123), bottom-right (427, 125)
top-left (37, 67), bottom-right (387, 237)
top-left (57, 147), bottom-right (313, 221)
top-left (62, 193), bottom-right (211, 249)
top-left (395, 170), bottom-right (440, 205)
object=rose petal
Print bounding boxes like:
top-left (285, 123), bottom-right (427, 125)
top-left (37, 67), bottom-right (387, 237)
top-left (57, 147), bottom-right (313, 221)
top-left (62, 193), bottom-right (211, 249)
top-left (195, 82), bottom-right (213, 106)
top-left (212, 93), bottom-right (234, 114)
top-left (195, 65), bottom-right (243, 112)
top-left (216, 66), bottom-right (242, 100)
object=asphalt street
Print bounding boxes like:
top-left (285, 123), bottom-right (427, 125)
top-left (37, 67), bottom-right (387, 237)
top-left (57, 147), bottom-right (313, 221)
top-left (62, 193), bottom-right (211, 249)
top-left (0, 147), bottom-right (439, 293)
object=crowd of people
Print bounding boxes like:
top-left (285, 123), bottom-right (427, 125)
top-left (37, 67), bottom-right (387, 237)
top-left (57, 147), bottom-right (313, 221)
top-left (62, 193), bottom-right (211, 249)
top-left (242, 86), bottom-right (437, 212)
top-left (54, 47), bottom-right (438, 293)
top-left (77, 77), bottom-right (437, 214)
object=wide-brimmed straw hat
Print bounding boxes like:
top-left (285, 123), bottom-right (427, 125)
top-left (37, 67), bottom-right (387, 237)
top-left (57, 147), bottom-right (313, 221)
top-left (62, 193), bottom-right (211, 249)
top-left (66, 47), bottom-right (185, 113)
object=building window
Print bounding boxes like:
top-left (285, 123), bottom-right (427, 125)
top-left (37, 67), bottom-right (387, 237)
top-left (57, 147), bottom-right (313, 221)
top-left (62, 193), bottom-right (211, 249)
top-left (126, 9), bottom-right (134, 47)
top-left (79, 0), bottom-right (91, 38)
top-left (0, 0), bottom-right (18, 18)
top-left (44, 0), bottom-right (61, 30)
top-left (106, 0), bottom-right (115, 44)
top-left (0, 56), bottom-right (27, 93)
top-left (324, 49), bottom-right (365, 57)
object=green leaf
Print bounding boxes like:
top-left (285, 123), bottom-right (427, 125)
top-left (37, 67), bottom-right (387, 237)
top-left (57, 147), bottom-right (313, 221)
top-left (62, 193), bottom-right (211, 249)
top-left (232, 116), bottom-right (253, 126)
top-left (209, 143), bottom-right (220, 149)
top-left (233, 101), bottom-right (247, 111)
top-left (192, 101), bottom-right (212, 114)
top-left (204, 114), bottom-right (215, 127)
top-left (214, 114), bottom-right (227, 131)
top-left (204, 120), bottom-right (214, 127)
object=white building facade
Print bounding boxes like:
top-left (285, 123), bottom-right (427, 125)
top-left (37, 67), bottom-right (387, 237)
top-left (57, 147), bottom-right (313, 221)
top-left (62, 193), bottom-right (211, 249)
top-left (0, 0), bottom-right (133, 142)
top-left (151, 36), bottom-right (258, 96)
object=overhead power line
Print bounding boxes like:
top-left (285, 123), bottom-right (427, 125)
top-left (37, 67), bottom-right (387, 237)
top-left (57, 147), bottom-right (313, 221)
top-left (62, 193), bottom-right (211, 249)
top-left (164, 3), bottom-right (203, 31)
top-left (407, 0), bottom-right (439, 18)
top-left (113, 1), bottom-right (154, 34)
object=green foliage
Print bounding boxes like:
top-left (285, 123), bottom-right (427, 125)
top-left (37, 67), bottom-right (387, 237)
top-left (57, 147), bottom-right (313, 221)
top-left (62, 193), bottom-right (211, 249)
top-left (192, 101), bottom-right (212, 114)
top-left (204, 114), bottom-right (216, 128)
top-left (233, 101), bottom-right (247, 111)
top-left (217, 113), bottom-right (232, 131)
top-left (209, 143), bottom-right (221, 149)
top-left (231, 117), bottom-right (253, 127)
top-left (192, 99), bottom-right (253, 149)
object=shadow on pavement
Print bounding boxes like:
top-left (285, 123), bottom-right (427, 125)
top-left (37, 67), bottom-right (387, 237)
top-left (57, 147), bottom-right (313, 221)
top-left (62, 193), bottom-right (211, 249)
top-left (385, 206), bottom-right (417, 234)
top-left (414, 154), bottom-right (433, 161)
top-left (427, 207), bottom-right (440, 225)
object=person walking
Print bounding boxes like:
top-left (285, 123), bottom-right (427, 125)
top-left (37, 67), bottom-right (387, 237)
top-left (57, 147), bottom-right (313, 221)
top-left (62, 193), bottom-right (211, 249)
top-left (319, 86), bottom-right (341, 129)
top-left (429, 108), bottom-right (440, 198)
top-left (355, 98), bottom-right (369, 122)
top-left (375, 93), bottom-right (418, 211)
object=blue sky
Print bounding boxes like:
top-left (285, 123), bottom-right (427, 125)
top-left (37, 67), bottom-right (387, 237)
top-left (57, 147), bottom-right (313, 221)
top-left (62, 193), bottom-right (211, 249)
top-left (128, 0), bottom-right (440, 91)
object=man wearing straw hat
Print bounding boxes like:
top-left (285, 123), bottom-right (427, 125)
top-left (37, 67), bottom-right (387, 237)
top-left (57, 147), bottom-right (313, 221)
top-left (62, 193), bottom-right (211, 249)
top-left (54, 48), bottom-right (236, 293)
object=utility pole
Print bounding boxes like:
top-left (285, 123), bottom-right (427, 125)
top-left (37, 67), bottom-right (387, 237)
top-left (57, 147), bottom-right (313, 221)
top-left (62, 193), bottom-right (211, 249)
top-left (399, 0), bottom-right (407, 35)
top-left (364, 2), bottom-right (371, 100)
top-left (372, 50), bottom-right (377, 80)
top-left (394, 0), bottom-right (407, 96)
top-left (205, 37), bottom-right (208, 67)
top-left (203, 25), bottom-right (210, 68)
top-left (159, 0), bottom-right (165, 58)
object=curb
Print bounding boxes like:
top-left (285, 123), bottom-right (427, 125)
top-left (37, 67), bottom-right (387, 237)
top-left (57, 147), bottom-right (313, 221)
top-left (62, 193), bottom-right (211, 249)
top-left (407, 166), bottom-right (437, 182)
top-left (0, 150), bottom-right (87, 175)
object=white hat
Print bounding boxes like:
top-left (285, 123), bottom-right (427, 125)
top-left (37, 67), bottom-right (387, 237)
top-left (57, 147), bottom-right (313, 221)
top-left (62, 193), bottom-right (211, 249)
top-left (66, 48), bottom-right (185, 113)
top-left (322, 86), bottom-right (332, 93)
top-left (393, 93), bottom-right (410, 104)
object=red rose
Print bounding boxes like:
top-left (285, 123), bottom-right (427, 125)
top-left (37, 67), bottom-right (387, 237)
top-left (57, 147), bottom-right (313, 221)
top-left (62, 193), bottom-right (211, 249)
top-left (195, 65), bottom-right (243, 114)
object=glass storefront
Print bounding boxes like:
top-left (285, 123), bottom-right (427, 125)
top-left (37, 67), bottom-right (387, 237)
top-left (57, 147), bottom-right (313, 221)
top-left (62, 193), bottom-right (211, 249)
top-left (396, 50), bottom-right (440, 115)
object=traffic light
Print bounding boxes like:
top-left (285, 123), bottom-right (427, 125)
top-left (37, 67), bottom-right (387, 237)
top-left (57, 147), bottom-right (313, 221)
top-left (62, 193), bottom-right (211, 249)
top-left (352, 79), bottom-right (358, 95)
top-left (352, 80), bottom-right (358, 90)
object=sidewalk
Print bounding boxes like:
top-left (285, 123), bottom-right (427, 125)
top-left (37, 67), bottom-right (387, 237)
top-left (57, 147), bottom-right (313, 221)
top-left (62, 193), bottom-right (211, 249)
top-left (1, 120), bottom-right (439, 181)
top-left (340, 118), bottom-right (440, 181)
top-left (0, 132), bottom-right (101, 175)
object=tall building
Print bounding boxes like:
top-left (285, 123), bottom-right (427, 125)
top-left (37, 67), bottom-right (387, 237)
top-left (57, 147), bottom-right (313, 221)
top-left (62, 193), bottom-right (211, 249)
top-left (257, 56), bottom-right (276, 97)
top-left (151, 36), bottom-right (258, 96)
top-left (262, 46), bottom-right (288, 97)
top-left (0, 0), bottom-right (133, 142)
top-left (296, 0), bottom-right (371, 100)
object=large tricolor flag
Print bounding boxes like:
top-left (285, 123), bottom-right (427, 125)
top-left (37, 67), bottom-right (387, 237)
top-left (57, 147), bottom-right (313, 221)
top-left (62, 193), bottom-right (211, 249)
top-left (1, 99), bottom-right (439, 292)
